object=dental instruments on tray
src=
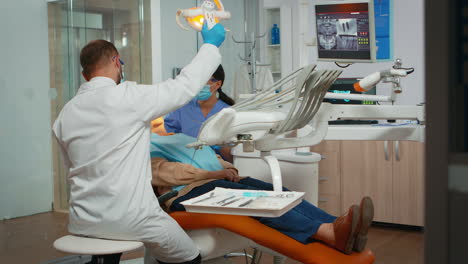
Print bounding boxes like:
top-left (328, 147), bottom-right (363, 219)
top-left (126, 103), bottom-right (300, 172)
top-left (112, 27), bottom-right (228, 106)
top-left (181, 188), bottom-right (305, 217)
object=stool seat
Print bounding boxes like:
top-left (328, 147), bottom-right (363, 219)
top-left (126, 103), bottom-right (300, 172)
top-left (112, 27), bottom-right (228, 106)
top-left (54, 235), bottom-right (144, 255)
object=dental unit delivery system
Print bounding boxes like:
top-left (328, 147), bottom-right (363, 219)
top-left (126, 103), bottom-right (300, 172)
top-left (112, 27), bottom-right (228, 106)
top-left (324, 58), bottom-right (415, 103)
top-left (176, 0), bottom-right (231, 31)
top-left (353, 58), bottom-right (415, 95)
top-left (187, 64), bottom-right (424, 193)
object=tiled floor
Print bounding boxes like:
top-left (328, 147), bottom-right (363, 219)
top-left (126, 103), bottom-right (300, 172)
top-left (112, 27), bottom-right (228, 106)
top-left (0, 212), bottom-right (424, 264)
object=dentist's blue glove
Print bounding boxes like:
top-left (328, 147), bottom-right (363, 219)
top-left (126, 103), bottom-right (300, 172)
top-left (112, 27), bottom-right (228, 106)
top-left (201, 22), bottom-right (226, 48)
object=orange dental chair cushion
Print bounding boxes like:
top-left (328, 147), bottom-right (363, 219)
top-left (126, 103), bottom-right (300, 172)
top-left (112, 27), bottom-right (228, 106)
top-left (170, 212), bottom-right (375, 264)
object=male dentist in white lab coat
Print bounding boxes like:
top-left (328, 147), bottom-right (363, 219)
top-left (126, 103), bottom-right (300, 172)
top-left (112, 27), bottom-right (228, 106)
top-left (52, 23), bottom-right (225, 264)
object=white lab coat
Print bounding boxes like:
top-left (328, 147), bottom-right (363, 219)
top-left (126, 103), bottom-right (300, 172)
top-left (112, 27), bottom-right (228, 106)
top-left (53, 44), bottom-right (221, 263)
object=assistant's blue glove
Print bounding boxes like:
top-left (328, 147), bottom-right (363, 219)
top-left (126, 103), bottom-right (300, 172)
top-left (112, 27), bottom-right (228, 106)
top-left (201, 22), bottom-right (226, 48)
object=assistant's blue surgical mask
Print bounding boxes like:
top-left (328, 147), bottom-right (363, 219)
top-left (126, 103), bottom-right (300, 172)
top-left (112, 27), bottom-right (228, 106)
top-left (196, 85), bottom-right (212, 101)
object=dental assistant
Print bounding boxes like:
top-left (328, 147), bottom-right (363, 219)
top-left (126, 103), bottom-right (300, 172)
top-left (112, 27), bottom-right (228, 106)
top-left (52, 22), bottom-right (225, 264)
top-left (164, 65), bottom-right (235, 161)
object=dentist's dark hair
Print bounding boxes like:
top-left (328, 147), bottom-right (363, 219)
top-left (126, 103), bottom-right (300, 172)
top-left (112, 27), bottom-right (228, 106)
top-left (212, 65), bottom-right (235, 106)
top-left (80, 40), bottom-right (118, 78)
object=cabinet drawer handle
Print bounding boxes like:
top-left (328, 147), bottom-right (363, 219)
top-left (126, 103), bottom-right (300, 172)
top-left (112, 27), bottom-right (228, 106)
top-left (395, 141), bottom-right (401, 161)
top-left (319, 198), bottom-right (328, 202)
top-left (319, 177), bottom-right (329, 182)
top-left (384, 141), bottom-right (389, 161)
top-left (321, 154), bottom-right (327, 160)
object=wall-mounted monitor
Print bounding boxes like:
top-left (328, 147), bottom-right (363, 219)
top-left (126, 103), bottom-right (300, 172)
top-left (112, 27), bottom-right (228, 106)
top-left (315, 0), bottom-right (376, 63)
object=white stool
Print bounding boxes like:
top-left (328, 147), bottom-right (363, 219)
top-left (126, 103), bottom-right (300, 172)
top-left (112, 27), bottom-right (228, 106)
top-left (54, 235), bottom-right (144, 263)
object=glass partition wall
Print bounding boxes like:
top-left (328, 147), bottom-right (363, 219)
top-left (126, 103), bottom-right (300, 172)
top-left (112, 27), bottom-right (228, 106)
top-left (48, 0), bottom-right (152, 211)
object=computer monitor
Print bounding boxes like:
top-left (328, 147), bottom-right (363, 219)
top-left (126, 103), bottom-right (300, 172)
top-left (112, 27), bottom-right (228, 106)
top-left (315, 0), bottom-right (376, 63)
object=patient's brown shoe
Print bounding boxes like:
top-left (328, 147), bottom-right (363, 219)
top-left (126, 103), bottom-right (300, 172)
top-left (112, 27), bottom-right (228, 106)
top-left (353, 196), bottom-right (374, 252)
top-left (333, 205), bottom-right (360, 254)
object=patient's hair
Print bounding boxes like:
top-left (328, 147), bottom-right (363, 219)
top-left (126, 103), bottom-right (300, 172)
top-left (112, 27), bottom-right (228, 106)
top-left (213, 65), bottom-right (235, 106)
top-left (80, 40), bottom-right (119, 77)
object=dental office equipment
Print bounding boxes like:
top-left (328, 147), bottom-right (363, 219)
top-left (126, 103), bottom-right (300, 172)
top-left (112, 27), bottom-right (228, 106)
top-left (181, 188), bottom-right (305, 217)
top-left (176, 0), bottom-right (231, 31)
top-left (216, 195), bottom-right (237, 205)
top-left (183, 65), bottom-right (341, 210)
top-left (191, 192), bottom-right (216, 204)
top-left (158, 64), bottom-right (419, 263)
top-left (322, 59), bottom-right (416, 104)
top-left (238, 199), bottom-right (254, 207)
top-left (167, 65), bottom-right (391, 263)
top-left (169, 211), bottom-right (375, 263)
top-left (354, 58), bottom-right (415, 94)
top-left (232, 33), bottom-right (272, 94)
top-left (191, 62), bottom-right (422, 147)
top-left (186, 64), bottom-right (424, 199)
top-left (188, 65), bottom-right (342, 149)
top-left (315, 0), bottom-right (377, 63)
top-left (220, 197), bottom-right (244, 206)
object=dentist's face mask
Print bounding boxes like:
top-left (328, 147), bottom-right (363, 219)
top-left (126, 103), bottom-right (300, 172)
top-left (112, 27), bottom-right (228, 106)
top-left (113, 55), bottom-right (125, 84)
top-left (118, 58), bottom-right (125, 83)
top-left (196, 85), bottom-right (212, 101)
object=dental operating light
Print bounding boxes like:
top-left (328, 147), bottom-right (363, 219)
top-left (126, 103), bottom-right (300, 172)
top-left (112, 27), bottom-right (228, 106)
top-left (176, 0), bottom-right (231, 31)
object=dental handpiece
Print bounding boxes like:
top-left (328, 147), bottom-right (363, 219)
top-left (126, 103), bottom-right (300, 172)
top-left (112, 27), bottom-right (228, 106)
top-left (354, 69), bottom-right (408, 92)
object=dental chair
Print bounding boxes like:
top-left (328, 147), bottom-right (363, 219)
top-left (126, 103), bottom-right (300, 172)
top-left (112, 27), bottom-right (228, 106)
top-left (169, 212), bottom-right (375, 264)
top-left (156, 191), bottom-right (374, 264)
top-left (162, 65), bottom-right (379, 264)
top-left (171, 63), bottom-right (424, 263)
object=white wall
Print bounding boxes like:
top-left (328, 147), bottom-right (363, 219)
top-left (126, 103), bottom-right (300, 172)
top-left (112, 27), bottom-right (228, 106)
top-left (152, 0), bottom-right (198, 83)
top-left (0, 0), bottom-right (53, 219)
top-left (212, 0), bottom-right (246, 97)
top-left (304, 0), bottom-right (425, 105)
top-left (151, 0), bottom-right (245, 98)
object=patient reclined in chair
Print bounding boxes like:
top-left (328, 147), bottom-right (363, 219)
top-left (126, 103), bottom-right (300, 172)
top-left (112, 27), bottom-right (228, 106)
top-left (150, 133), bottom-right (375, 261)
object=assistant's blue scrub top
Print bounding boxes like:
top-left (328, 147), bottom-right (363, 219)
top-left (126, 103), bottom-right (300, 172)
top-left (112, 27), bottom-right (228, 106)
top-left (164, 99), bottom-right (230, 138)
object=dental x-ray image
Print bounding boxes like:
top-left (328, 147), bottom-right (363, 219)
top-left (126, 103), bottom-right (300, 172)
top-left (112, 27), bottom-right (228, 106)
top-left (317, 19), bottom-right (338, 50)
top-left (317, 19), bottom-right (358, 50)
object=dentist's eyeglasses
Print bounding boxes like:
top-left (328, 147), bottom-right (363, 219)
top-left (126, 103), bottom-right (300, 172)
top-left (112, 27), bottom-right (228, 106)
top-left (112, 55), bottom-right (125, 65)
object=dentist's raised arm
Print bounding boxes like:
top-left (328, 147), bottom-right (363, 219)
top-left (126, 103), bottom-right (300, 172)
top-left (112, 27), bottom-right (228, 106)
top-left (131, 22), bottom-right (226, 122)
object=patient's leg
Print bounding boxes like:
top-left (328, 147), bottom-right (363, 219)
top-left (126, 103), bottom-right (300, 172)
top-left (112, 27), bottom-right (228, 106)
top-left (312, 198), bottom-right (374, 254)
top-left (172, 178), bottom-right (336, 240)
top-left (171, 178), bottom-right (370, 254)
top-left (237, 177), bottom-right (289, 191)
top-left (174, 178), bottom-right (337, 242)
top-left (238, 177), bottom-right (374, 253)
top-left (311, 205), bottom-right (360, 255)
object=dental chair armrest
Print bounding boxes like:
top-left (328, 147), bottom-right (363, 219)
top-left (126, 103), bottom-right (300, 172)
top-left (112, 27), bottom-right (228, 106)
top-left (157, 190), bottom-right (179, 204)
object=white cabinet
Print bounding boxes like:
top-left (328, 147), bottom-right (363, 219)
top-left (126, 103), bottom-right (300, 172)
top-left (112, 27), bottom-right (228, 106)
top-left (264, 8), bottom-right (281, 79)
top-left (259, 0), bottom-right (294, 81)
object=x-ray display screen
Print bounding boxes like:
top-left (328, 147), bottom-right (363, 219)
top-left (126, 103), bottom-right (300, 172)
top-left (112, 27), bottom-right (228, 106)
top-left (315, 2), bottom-right (374, 61)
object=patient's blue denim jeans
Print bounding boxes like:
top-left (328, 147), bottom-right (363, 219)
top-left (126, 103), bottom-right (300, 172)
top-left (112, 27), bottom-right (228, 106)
top-left (171, 177), bottom-right (337, 244)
